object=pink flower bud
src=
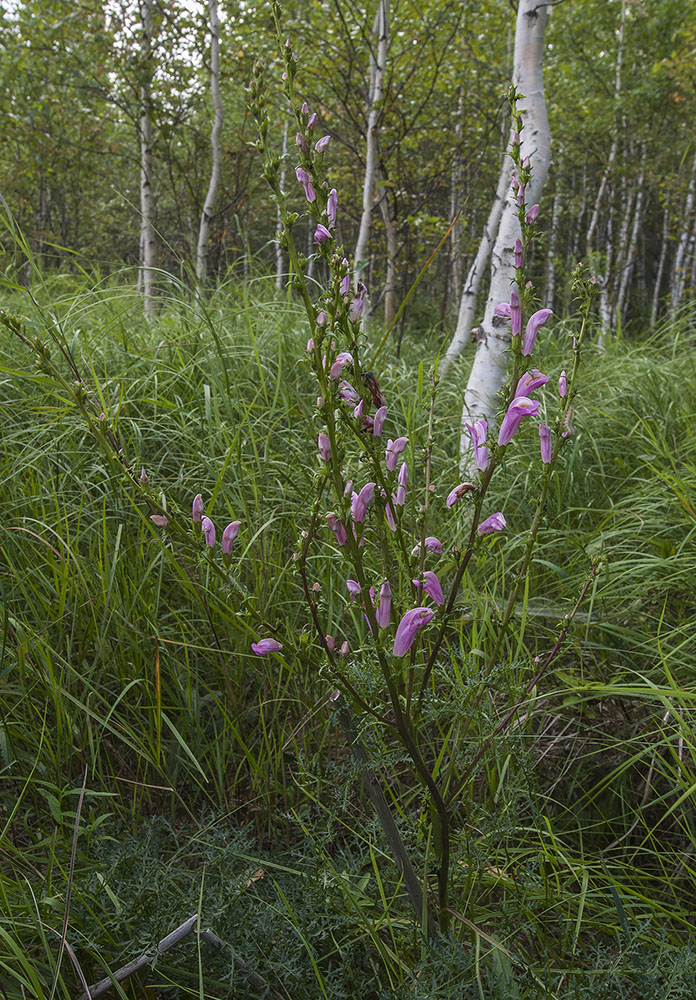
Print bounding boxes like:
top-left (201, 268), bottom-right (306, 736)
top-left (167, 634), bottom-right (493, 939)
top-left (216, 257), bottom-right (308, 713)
top-left (351, 483), bottom-right (376, 523)
top-left (539, 423), bottom-right (552, 464)
top-left (301, 102), bottom-right (309, 115)
top-left (314, 223), bottom-right (332, 245)
top-left (222, 521), bottom-right (241, 555)
top-left (325, 634), bottom-right (335, 651)
top-left (295, 166), bottom-right (315, 203)
top-left (201, 516), bottom-right (216, 547)
top-left (327, 189), bottom-right (338, 228)
top-left (385, 437), bottom-right (408, 472)
top-left (251, 638), bottom-right (283, 655)
top-left (373, 405), bottom-right (387, 437)
top-left (526, 204), bottom-right (540, 225)
top-left (326, 512), bottom-right (347, 546)
top-left (317, 433), bottom-right (331, 461)
top-left (307, 111), bottom-right (317, 129)
top-left (192, 494), bottom-right (204, 523)
top-left (340, 640), bottom-right (349, 656)
top-left (295, 132), bottom-right (307, 152)
top-left (139, 466), bottom-right (148, 483)
top-left (150, 514), bottom-right (169, 528)
top-left (346, 579), bottom-right (361, 599)
top-left (315, 134), bottom-right (331, 153)
top-left (307, 337), bottom-right (315, 352)
top-left (393, 607), bottom-right (434, 656)
top-left (478, 512), bottom-right (506, 535)
top-left (316, 310), bottom-right (327, 327)
top-left (317, 396), bottom-right (324, 408)
top-left (559, 370), bottom-right (568, 398)
top-left (514, 238), bottom-right (523, 268)
top-left (510, 291), bottom-right (522, 337)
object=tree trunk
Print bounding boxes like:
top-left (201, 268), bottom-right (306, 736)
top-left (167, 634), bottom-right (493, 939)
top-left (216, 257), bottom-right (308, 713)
top-left (275, 120), bottom-right (288, 291)
top-left (353, 0), bottom-right (388, 288)
top-left (139, 0), bottom-right (156, 317)
top-left (615, 159), bottom-right (645, 325)
top-left (650, 195), bottom-right (670, 328)
top-left (458, 0), bottom-right (551, 470)
top-left (440, 153), bottom-right (514, 378)
top-left (377, 163), bottom-right (398, 331)
top-left (196, 0), bottom-right (223, 288)
top-left (670, 152), bottom-right (696, 314)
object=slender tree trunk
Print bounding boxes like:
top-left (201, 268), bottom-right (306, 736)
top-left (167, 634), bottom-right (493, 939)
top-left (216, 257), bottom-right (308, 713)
top-left (139, 0), bottom-right (156, 317)
top-left (440, 154), bottom-right (514, 377)
top-left (670, 152), bottom-right (696, 313)
top-left (275, 120), bottom-right (289, 291)
top-left (377, 164), bottom-right (398, 331)
top-left (449, 88), bottom-right (465, 309)
top-left (196, 0), bottom-right (223, 287)
top-left (458, 0), bottom-right (551, 470)
top-left (353, 0), bottom-right (388, 287)
top-left (650, 196), bottom-right (670, 328)
top-left (615, 159), bottom-right (645, 324)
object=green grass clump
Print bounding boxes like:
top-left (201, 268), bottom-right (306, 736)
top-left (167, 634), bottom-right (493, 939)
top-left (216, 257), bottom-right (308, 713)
top-left (1, 270), bottom-right (695, 998)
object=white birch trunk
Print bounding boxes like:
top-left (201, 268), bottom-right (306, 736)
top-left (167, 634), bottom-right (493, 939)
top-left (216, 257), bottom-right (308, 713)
top-left (275, 120), bottom-right (288, 291)
top-left (196, 0), bottom-right (223, 287)
top-left (670, 152), bottom-right (696, 313)
top-left (377, 164), bottom-right (398, 330)
top-left (139, 0), bottom-right (156, 317)
top-left (650, 195), bottom-right (670, 328)
top-left (459, 0), bottom-right (551, 470)
top-left (441, 153), bottom-right (514, 377)
top-left (353, 0), bottom-right (388, 288)
top-left (615, 160), bottom-right (645, 324)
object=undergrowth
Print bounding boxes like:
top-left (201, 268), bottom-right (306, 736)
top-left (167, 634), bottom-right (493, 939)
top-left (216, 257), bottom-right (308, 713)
top-left (1, 272), bottom-right (695, 997)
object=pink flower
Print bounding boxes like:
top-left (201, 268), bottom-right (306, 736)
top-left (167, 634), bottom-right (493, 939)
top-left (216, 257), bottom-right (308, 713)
top-left (340, 273), bottom-right (350, 295)
top-left (295, 132), bottom-right (307, 152)
top-left (514, 238), bottom-right (523, 268)
top-left (375, 580), bottom-right (392, 629)
top-left (340, 640), bottom-right (349, 656)
top-left (150, 514), bottom-right (169, 527)
top-left (317, 433), bottom-right (331, 461)
top-left (383, 492), bottom-right (397, 531)
top-left (201, 516), bottom-right (216, 547)
top-left (351, 483), bottom-right (375, 522)
top-left (464, 419), bottom-right (489, 471)
top-left (327, 188), bottom-right (338, 228)
top-left (314, 223), bottom-right (332, 245)
top-left (295, 166), bottom-right (315, 203)
top-left (307, 111), bottom-right (317, 129)
top-left (307, 337), bottom-right (315, 352)
top-left (325, 634), bottom-right (335, 652)
top-left (139, 466), bottom-right (148, 483)
top-left (329, 351), bottom-right (352, 380)
top-left (393, 607), bottom-right (435, 656)
top-left (346, 579), bottom-right (361, 599)
top-left (522, 309), bottom-right (552, 356)
top-left (338, 380), bottom-right (359, 405)
top-left (251, 638), bottom-right (283, 655)
top-left (316, 310), bottom-right (327, 328)
top-left (559, 370), bottom-right (568, 398)
top-left (510, 290), bottom-right (522, 337)
top-left (326, 512), bottom-right (348, 546)
top-left (495, 302), bottom-right (512, 319)
top-left (222, 521), bottom-right (241, 555)
top-left (385, 437), bottom-right (408, 472)
top-left (396, 463), bottom-right (408, 505)
top-left (411, 536), bottom-right (443, 556)
top-left (413, 570), bottom-right (445, 606)
top-left (539, 423), bottom-right (552, 463)
top-left (526, 204), bottom-right (540, 225)
top-left (497, 396), bottom-right (540, 446)
top-left (515, 369), bottom-right (549, 397)
top-left (478, 512), bottom-right (506, 535)
top-left (192, 494), bottom-right (204, 524)
top-left (373, 405), bottom-right (387, 437)
top-left (301, 101), bottom-right (309, 115)
top-left (315, 134), bottom-right (331, 153)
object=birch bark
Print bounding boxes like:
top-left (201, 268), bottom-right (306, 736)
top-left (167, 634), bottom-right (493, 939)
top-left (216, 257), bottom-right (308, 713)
top-left (458, 0), bottom-right (550, 469)
top-left (196, 0), bottom-right (224, 287)
top-left (353, 0), bottom-right (388, 288)
top-left (670, 152), bottom-right (696, 313)
top-left (139, 0), bottom-right (156, 317)
top-left (650, 195), bottom-right (670, 328)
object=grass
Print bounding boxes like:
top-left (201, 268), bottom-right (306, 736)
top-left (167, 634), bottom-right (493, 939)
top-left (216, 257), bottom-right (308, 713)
top-left (1, 266), bottom-right (696, 998)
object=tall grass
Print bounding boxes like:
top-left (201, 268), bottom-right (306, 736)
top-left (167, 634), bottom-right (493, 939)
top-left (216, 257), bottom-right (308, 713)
top-left (1, 266), bottom-right (695, 997)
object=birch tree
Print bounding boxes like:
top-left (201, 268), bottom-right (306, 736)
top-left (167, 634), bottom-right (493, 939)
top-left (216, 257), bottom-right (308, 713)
top-left (196, 0), bottom-right (223, 287)
top-left (353, 0), bottom-right (388, 290)
top-left (456, 0), bottom-right (551, 468)
top-left (138, 0), bottom-right (157, 316)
